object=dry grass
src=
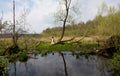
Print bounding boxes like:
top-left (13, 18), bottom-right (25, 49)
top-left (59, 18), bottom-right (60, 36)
top-left (37, 36), bottom-right (100, 42)
top-left (0, 36), bottom-right (108, 44)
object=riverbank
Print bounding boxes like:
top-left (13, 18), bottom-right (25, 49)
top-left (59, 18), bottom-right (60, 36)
top-left (0, 36), bottom-right (120, 76)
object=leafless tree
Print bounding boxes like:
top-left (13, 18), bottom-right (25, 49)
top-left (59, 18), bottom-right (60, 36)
top-left (58, 0), bottom-right (72, 41)
top-left (12, 0), bottom-right (28, 47)
top-left (12, 0), bottom-right (17, 47)
top-left (0, 11), bottom-right (3, 32)
top-left (0, 11), bottom-right (8, 38)
top-left (54, 0), bottom-right (80, 42)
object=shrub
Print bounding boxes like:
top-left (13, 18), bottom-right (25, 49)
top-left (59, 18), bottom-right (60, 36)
top-left (17, 51), bottom-right (28, 62)
top-left (0, 58), bottom-right (8, 76)
top-left (7, 51), bottom-right (28, 62)
top-left (106, 35), bottom-right (120, 47)
top-left (111, 53), bottom-right (120, 70)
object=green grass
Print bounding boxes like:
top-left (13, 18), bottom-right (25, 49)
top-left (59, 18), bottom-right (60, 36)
top-left (36, 42), bottom-right (79, 52)
top-left (36, 42), bottom-right (81, 56)
top-left (36, 42), bottom-right (98, 53)
top-left (80, 43), bottom-right (98, 49)
top-left (0, 40), bottom-right (12, 55)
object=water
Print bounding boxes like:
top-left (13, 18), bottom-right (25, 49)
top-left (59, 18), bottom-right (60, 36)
top-left (7, 52), bottom-right (114, 76)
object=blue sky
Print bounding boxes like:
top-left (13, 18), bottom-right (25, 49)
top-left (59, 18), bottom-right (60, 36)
top-left (0, 0), bottom-right (120, 33)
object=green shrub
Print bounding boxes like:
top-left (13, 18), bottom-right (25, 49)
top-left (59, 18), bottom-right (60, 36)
top-left (111, 53), bottom-right (120, 70)
top-left (6, 53), bottom-right (18, 62)
top-left (17, 51), bottom-right (28, 62)
top-left (0, 58), bottom-right (8, 76)
top-left (106, 35), bottom-right (120, 47)
top-left (7, 51), bottom-right (28, 62)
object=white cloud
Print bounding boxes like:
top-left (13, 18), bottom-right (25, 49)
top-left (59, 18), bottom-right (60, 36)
top-left (0, 0), bottom-right (120, 33)
top-left (27, 0), bottom-right (59, 33)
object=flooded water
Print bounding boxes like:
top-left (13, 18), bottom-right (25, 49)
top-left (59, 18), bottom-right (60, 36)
top-left (7, 52), bottom-right (114, 76)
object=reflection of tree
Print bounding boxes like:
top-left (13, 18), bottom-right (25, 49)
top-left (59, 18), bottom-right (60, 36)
top-left (13, 62), bottom-right (16, 76)
top-left (12, 62), bottom-right (29, 76)
top-left (59, 52), bottom-right (68, 76)
top-left (25, 62), bottom-right (29, 76)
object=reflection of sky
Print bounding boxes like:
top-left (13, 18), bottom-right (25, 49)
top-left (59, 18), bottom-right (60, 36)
top-left (0, 0), bottom-right (120, 33)
top-left (8, 53), bottom-right (112, 76)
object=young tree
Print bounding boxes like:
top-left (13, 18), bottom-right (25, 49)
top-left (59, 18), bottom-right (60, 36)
top-left (12, 0), bottom-right (28, 47)
top-left (12, 0), bottom-right (17, 47)
top-left (0, 11), bottom-right (8, 38)
top-left (0, 11), bottom-right (3, 32)
top-left (55, 0), bottom-right (73, 42)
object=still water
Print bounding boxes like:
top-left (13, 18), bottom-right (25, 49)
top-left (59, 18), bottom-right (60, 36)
top-left (7, 52), bottom-right (114, 76)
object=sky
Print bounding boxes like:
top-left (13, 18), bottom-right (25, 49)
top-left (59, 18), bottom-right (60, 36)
top-left (0, 0), bottom-right (120, 33)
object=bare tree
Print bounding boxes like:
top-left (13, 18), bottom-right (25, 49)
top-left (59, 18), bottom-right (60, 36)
top-left (56, 0), bottom-right (72, 42)
top-left (0, 11), bottom-right (3, 32)
top-left (54, 0), bottom-right (80, 42)
top-left (12, 0), bottom-right (27, 47)
top-left (12, 1), bottom-right (29, 50)
top-left (12, 0), bottom-right (17, 47)
top-left (0, 11), bottom-right (8, 37)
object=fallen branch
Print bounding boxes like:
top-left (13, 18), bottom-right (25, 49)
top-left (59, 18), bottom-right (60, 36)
top-left (52, 37), bottom-right (75, 45)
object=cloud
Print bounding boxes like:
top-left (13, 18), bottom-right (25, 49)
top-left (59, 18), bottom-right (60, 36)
top-left (27, 0), bottom-right (59, 33)
top-left (0, 0), bottom-right (120, 33)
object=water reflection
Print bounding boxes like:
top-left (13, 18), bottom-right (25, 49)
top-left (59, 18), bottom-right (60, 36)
top-left (59, 52), bottom-right (68, 76)
top-left (7, 52), bottom-right (114, 76)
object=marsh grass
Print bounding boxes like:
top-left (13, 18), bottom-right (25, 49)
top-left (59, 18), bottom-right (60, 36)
top-left (0, 39), bottom-right (12, 55)
top-left (36, 42), bottom-right (98, 54)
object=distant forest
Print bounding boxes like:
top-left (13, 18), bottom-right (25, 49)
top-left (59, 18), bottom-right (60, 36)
top-left (41, 4), bottom-right (120, 37)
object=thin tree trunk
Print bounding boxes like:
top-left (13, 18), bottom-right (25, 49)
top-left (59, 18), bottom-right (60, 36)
top-left (59, 0), bottom-right (71, 42)
top-left (13, 0), bottom-right (17, 47)
top-left (59, 9), bottom-right (69, 41)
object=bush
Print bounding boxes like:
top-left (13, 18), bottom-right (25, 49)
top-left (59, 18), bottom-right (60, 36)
top-left (7, 51), bottom-right (28, 62)
top-left (105, 35), bottom-right (120, 53)
top-left (0, 58), bottom-right (8, 76)
top-left (111, 53), bottom-right (120, 70)
top-left (17, 51), bottom-right (28, 62)
top-left (106, 35), bottom-right (120, 47)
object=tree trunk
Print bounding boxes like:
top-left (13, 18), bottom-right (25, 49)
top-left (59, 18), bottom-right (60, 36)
top-left (59, 10), bottom-right (69, 41)
top-left (59, 0), bottom-right (71, 42)
top-left (12, 0), bottom-right (17, 47)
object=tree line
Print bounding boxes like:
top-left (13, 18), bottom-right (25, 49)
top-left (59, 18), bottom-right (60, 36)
top-left (41, 3), bottom-right (120, 37)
